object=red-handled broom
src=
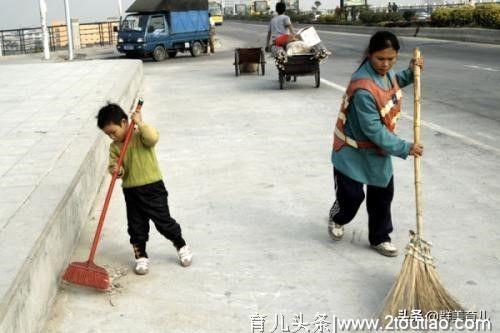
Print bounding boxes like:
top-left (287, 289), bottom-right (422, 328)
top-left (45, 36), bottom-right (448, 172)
top-left (63, 98), bottom-right (143, 290)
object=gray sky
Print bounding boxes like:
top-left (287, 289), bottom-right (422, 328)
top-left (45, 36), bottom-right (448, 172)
top-left (0, 0), bottom-right (135, 30)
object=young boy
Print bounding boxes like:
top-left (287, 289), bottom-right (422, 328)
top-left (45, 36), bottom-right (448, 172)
top-left (97, 103), bottom-right (192, 275)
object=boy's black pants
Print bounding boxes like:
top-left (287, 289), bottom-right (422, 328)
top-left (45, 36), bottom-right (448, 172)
top-left (123, 180), bottom-right (185, 257)
top-left (329, 168), bottom-right (394, 246)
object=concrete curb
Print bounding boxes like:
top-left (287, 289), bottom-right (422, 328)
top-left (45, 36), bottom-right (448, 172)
top-left (0, 46), bottom-right (117, 62)
top-left (0, 61), bottom-right (143, 333)
top-left (227, 19), bottom-right (500, 45)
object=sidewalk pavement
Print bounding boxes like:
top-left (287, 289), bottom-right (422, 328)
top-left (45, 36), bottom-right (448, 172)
top-left (43, 35), bottom-right (499, 332)
top-left (0, 59), bottom-right (142, 332)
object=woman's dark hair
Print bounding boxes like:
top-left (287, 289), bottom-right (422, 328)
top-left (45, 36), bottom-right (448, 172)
top-left (358, 31), bottom-right (400, 68)
top-left (276, 2), bottom-right (286, 14)
top-left (367, 31), bottom-right (400, 54)
top-left (96, 103), bottom-right (127, 129)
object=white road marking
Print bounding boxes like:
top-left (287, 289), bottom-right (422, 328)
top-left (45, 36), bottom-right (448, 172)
top-left (320, 78), bottom-right (347, 92)
top-left (464, 65), bottom-right (500, 72)
top-left (321, 78), bottom-right (500, 156)
top-left (477, 132), bottom-right (496, 140)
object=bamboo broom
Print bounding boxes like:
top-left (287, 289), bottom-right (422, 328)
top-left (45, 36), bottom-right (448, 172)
top-left (379, 48), bottom-right (463, 321)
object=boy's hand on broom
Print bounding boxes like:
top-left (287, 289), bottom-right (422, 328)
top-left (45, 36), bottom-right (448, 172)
top-left (132, 109), bottom-right (143, 127)
top-left (111, 165), bottom-right (124, 178)
top-left (409, 143), bottom-right (424, 157)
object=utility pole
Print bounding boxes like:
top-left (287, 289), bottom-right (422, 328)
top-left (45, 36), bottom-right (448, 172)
top-left (118, 0), bottom-right (124, 22)
top-left (63, 0), bottom-right (74, 60)
top-left (39, 0), bottom-right (50, 60)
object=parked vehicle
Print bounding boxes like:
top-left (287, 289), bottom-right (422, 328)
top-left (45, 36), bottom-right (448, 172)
top-left (234, 47), bottom-right (266, 76)
top-left (209, 1), bottom-right (224, 25)
top-left (116, 0), bottom-right (210, 61)
top-left (412, 9), bottom-right (431, 22)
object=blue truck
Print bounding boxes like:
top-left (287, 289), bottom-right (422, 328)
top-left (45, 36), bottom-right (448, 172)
top-left (116, 0), bottom-right (210, 61)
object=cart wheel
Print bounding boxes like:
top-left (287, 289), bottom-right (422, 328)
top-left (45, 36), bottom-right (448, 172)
top-left (279, 72), bottom-right (284, 90)
top-left (315, 68), bottom-right (320, 88)
top-left (293, 76), bottom-right (297, 82)
top-left (235, 51), bottom-right (239, 77)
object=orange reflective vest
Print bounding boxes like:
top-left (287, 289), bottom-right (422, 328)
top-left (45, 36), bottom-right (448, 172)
top-left (333, 76), bottom-right (403, 153)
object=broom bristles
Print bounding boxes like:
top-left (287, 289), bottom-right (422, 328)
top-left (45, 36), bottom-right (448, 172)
top-left (379, 232), bottom-right (463, 322)
top-left (63, 261), bottom-right (110, 291)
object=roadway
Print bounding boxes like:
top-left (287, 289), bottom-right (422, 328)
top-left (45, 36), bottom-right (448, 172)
top-left (223, 21), bottom-right (500, 123)
top-left (43, 23), bottom-right (500, 332)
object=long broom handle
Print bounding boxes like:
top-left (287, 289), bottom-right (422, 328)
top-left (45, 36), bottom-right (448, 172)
top-left (87, 98), bottom-right (144, 263)
top-left (413, 48), bottom-right (423, 238)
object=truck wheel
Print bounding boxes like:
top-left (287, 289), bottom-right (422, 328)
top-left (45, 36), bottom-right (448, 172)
top-left (190, 41), bottom-right (203, 57)
top-left (167, 50), bottom-right (177, 58)
top-left (152, 45), bottom-right (166, 62)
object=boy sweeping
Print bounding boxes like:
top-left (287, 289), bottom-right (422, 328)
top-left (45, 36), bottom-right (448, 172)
top-left (97, 103), bottom-right (192, 275)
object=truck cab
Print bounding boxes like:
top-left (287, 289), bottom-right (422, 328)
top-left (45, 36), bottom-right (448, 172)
top-left (116, 0), bottom-right (210, 61)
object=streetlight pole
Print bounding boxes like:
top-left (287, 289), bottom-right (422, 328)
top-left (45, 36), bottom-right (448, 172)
top-left (63, 0), bottom-right (74, 60)
top-left (39, 0), bottom-right (50, 60)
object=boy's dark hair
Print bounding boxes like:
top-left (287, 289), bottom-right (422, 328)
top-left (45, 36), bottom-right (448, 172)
top-left (276, 2), bottom-right (286, 14)
top-left (97, 103), bottom-right (128, 129)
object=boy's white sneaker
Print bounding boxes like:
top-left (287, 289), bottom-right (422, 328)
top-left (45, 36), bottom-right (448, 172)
top-left (177, 245), bottom-right (193, 267)
top-left (134, 257), bottom-right (149, 275)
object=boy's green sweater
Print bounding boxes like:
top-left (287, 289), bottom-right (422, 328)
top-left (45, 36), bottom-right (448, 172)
top-left (108, 123), bottom-right (162, 188)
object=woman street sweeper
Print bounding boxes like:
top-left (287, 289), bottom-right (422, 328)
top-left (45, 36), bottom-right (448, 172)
top-left (328, 31), bottom-right (424, 257)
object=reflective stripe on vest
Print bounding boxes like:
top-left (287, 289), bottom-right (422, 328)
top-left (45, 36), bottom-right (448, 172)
top-left (333, 76), bottom-right (402, 153)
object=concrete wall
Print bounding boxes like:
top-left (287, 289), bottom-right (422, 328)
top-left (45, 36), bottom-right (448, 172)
top-left (0, 60), bottom-right (143, 333)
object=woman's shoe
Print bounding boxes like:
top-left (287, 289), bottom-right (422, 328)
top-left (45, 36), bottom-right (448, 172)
top-left (328, 222), bottom-right (344, 241)
top-left (371, 242), bottom-right (398, 257)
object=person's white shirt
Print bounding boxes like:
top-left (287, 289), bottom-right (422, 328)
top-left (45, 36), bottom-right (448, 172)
top-left (268, 14), bottom-right (291, 41)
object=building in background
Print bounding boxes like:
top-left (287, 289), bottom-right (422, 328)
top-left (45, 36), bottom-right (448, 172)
top-left (50, 19), bottom-right (119, 49)
top-left (50, 20), bottom-right (69, 48)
